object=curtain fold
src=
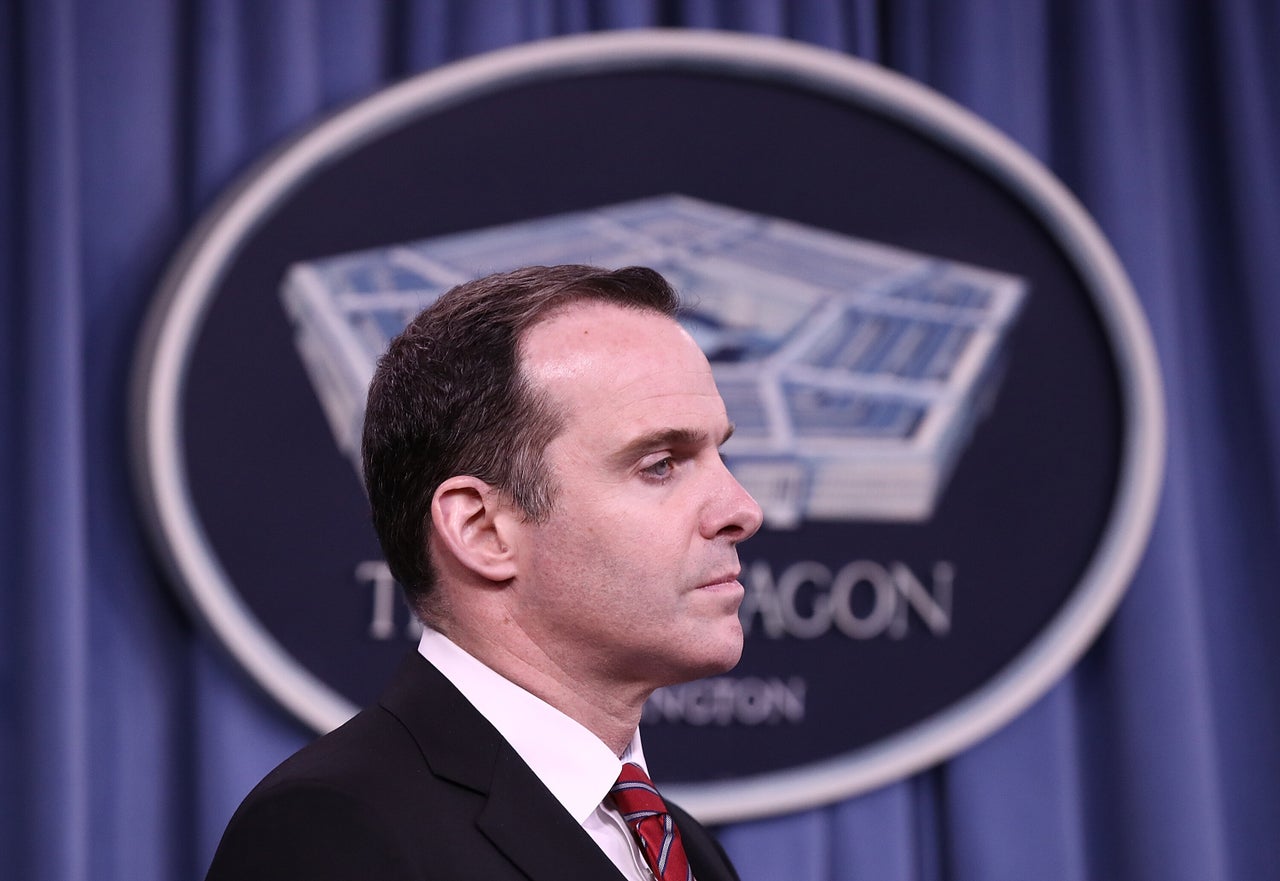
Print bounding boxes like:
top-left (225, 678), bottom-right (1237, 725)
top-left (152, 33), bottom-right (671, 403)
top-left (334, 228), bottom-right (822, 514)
top-left (943, 682), bottom-right (1089, 881)
top-left (4, 2), bottom-right (1278, 880)
top-left (15, 1), bottom-right (91, 880)
top-left (1188, 5), bottom-right (1280, 874)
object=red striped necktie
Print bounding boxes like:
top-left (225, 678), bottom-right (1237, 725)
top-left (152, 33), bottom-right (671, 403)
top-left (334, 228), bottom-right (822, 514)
top-left (610, 763), bottom-right (693, 881)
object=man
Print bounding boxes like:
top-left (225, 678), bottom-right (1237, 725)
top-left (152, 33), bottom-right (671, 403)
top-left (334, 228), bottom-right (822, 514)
top-left (205, 264), bottom-right (764, 880)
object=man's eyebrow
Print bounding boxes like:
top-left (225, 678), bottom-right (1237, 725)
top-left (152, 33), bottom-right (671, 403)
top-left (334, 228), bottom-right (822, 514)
top-left (610, 423), bottom-right (736, 466)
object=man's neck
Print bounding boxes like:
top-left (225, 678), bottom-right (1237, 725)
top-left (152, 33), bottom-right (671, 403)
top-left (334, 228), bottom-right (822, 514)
top-left (433, 619), bottom-right (648, 757)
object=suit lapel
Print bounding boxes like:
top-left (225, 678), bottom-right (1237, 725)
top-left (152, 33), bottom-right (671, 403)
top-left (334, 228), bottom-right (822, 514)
top-left (381, 652), bottom-right (626, 880)
top-left (380, 651), bottom-right (501, 793)
top-left (478, 746), bottom-right (628, 881)
top-left (670, 803), bottom-right (741, 881)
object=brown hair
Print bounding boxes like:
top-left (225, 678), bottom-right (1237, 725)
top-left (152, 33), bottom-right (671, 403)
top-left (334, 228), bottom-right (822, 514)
top-left (361, 264), bottom-right (679, 620)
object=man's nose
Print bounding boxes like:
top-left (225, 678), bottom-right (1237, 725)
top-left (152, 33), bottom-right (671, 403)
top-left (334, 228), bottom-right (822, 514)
top-left (704, 458), bottom-right (764, 542)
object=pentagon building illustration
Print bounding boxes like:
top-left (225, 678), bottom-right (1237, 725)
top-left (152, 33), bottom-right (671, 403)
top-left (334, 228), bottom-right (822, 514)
top-left (281, 195), bottom-right (1026, 528)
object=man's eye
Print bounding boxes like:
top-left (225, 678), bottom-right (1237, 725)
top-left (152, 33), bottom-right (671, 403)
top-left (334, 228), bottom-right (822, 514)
top-left (642, 457), bottom-right (675, 480)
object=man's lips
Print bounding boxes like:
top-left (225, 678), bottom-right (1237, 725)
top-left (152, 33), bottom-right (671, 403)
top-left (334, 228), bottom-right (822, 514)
top-left (696, 572), bottom-right (742, 590)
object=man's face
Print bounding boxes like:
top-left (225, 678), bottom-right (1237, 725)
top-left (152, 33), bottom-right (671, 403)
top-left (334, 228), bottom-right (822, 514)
top-left (507, 301), bottom-right (764, 696)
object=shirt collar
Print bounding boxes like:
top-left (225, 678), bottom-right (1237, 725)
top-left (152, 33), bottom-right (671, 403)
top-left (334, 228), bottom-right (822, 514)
top-left (418, 627), bottom-right (647, 823)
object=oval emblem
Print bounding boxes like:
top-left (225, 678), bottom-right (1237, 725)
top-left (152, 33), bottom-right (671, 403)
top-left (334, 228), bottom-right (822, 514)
top-left (132, 31), bottom-right (1164, 821)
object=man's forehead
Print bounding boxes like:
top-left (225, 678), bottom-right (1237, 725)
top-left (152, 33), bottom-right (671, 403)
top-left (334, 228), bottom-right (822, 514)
top-left (520, 301), bottom-right (723, 423)
top-left (520, 301), bottom-right (698, 380)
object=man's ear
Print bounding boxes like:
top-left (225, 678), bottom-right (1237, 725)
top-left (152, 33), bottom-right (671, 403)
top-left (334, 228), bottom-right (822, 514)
top-left (431, 476), bottom-right (519, 583)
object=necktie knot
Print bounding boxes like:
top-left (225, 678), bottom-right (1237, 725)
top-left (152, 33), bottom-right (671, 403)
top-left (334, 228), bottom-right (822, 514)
top-left (610, 763), bottom-right (692, 881)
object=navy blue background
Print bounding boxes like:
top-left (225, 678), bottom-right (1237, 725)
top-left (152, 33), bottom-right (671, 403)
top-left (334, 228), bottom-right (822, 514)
top-left (7, 4), bottom-right (1276, 881)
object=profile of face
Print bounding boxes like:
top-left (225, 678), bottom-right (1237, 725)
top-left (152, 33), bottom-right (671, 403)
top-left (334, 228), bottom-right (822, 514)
top-left (507, 301), bottom-right (764, 695)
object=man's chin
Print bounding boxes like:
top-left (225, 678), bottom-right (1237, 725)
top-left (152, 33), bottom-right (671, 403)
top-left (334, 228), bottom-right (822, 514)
top-left (691, 632), bottom-right (745, 679)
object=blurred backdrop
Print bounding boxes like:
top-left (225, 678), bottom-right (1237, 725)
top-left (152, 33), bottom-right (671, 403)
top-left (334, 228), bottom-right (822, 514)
top-left (3, 2), bottom-right (1279, 880)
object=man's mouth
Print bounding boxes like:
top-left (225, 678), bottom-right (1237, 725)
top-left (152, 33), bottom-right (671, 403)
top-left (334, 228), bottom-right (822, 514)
top-left (697, 571), bottom-right (742, 590)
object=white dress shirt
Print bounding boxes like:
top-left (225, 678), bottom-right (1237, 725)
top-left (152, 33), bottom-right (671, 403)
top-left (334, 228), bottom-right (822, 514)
top-left (418, 628), bottom-right (656, 881)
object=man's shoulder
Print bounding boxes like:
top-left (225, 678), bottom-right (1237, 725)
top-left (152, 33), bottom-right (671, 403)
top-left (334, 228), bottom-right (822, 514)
top-left (245, 651), bottom-right (462, 796)
top-left (251, 701), bottom-right (420, 800)
top-left (205, 690), bottom-right (495, 881)
top-left (204, 704), bottom-right (429, 881)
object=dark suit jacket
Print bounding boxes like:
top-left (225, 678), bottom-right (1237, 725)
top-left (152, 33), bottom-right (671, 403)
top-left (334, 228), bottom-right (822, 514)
top-left (205, 652), bottom-right (740, 881)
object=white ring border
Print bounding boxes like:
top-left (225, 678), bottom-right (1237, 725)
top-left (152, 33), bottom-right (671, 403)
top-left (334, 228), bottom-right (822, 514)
top-left (130, 29), bottom-right (1166, 823)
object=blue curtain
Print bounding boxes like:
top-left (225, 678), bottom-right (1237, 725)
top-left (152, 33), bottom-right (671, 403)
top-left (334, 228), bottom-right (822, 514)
top-left (4, 1), bottom-right (1279, 879)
